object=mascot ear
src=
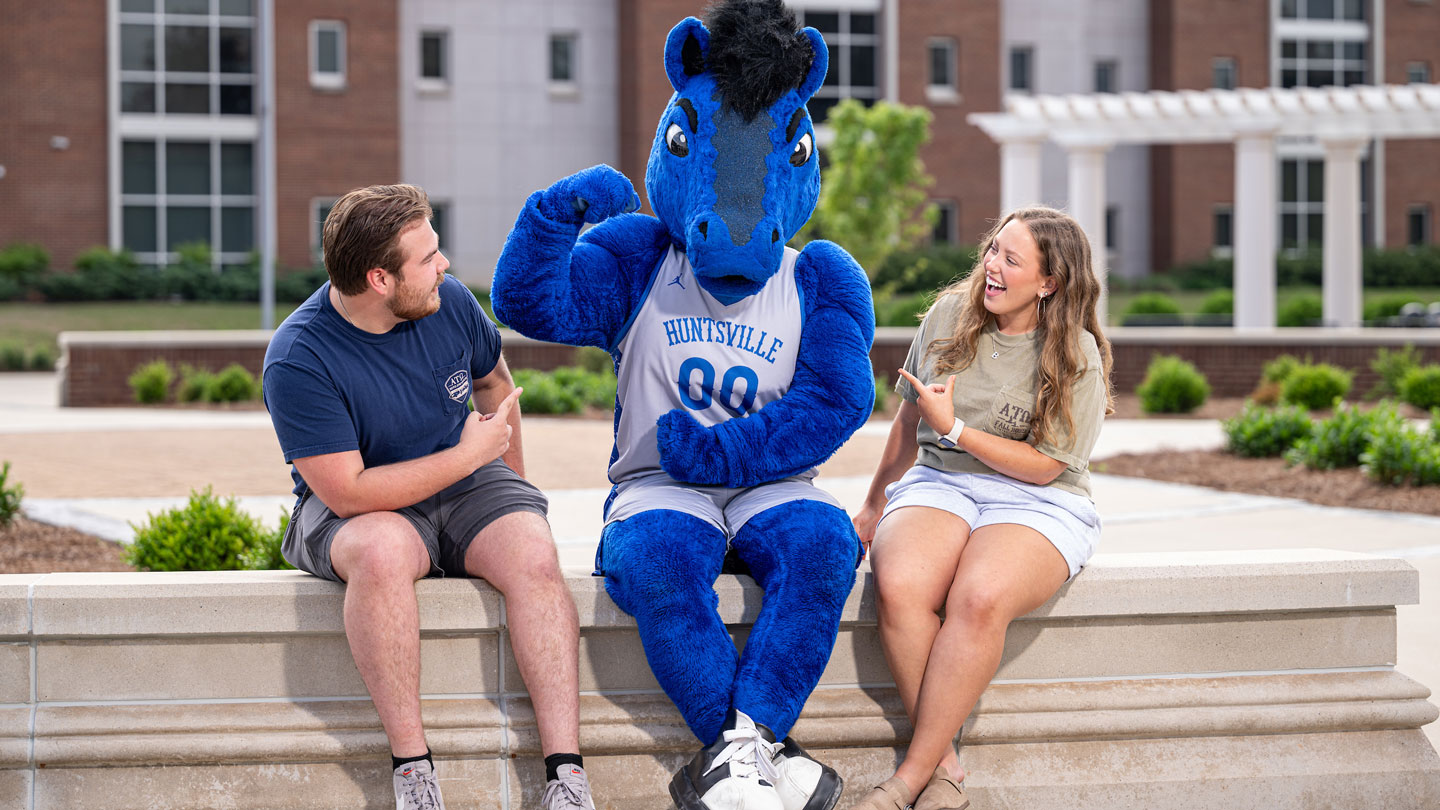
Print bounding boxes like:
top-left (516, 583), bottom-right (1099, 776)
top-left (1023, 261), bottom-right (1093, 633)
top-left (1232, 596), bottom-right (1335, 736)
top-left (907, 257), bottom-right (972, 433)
top-left (796, 27), bottom-right (829, 101)
top-left (664, 17), bottom-right (710, 92)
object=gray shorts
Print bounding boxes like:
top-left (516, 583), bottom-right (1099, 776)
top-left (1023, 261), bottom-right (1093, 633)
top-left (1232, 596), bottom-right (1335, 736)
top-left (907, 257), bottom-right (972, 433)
top-left (283, 459), bottom-right (549, 582)
top-left (604, 470), bottom-right (842, 540)
top-left (879, 465), bottom-right (1100, 580)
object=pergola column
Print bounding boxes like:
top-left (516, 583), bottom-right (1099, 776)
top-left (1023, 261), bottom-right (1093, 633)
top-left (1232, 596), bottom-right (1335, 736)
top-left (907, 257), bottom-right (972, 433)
top-left (1320, 136), bottom-right (1367, 327)
top-left (1233, 131), bottom-right (1278, 329)
top-left (1062, 139), bottom-right (1113, 325)
top-left (999, 135), bottom-right (1044, 215)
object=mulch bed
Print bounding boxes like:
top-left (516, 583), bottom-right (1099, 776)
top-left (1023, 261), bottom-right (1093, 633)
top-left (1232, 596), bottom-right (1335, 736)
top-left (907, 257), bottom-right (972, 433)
top-left (0, 517), bottom-right (133, 574)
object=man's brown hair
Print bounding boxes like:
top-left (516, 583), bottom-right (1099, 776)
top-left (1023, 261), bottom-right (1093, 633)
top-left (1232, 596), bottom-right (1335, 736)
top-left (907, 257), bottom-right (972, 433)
top-left (322, 184), bottom-right (433, 295)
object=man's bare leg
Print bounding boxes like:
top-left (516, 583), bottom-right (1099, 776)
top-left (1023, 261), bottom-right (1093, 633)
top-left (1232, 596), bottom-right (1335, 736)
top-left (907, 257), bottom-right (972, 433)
top-left (465, 510), bottom-right (580, 755)
top-left (330, 511), bottom-right (435, 758)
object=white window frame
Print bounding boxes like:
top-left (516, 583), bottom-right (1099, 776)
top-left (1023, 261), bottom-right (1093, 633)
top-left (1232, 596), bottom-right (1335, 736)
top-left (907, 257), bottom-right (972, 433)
top-left (309, 20), bottom-right (347, 91)
top-left (925, 38), bottom-right (958, 104)
top-left (1212, 204), bottom-right (1235, 257)
top-left (549, 32), bottom-right (579, 97)
top-left (1094, 59), bottom-right (1118, 94)
top-left (1406, 61), bottom-right (1431, 84)
top-left (312, 197), bottom-right (338, 262)
top-left (799, 10), bottom-right (879, 127)
top-left (1408, 204), bottom-right (1432, 247)
top-left (418, 29), bottom-right (449, 93)
top-left (118, 136), bottom-right (259, 268)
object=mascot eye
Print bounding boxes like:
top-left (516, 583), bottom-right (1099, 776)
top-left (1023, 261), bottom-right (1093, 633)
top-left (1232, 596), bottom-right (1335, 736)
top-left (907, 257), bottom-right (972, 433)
top-left (790, 132), bottom-right (813, 166)
top-left (666, 123), bottom-right (690, 157)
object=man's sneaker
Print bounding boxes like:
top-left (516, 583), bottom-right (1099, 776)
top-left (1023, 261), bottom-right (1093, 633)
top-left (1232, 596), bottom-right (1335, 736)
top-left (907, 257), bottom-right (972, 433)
top-left (670, 709), bottom-right (784, 810)
top-left (771, 737), bottom-right (843, 810)
top-left (393, 759), bottom-right (446, 810)
top-left (541, 763), bottom-right (597, 810)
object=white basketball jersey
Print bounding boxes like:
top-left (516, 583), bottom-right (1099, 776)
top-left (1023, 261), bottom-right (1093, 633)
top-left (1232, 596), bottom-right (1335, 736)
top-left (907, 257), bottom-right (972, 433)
top-left (610, 244), bottom-right (804, 484)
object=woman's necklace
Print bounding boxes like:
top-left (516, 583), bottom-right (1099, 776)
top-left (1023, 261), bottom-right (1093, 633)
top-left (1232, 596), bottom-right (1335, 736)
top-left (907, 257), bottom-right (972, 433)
top-left (989, 332), bottom-right (1019, 360)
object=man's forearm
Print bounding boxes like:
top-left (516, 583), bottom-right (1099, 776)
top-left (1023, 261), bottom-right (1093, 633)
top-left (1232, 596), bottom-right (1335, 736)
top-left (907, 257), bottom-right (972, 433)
top-left (320, 446), bottom-right (473, 518)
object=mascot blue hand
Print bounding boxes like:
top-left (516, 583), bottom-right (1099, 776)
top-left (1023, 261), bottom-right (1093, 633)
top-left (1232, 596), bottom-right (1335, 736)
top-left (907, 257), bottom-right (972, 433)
top-left (656, 408), bottom-right (729, 485)
top-left (536, 164), bottom-right (642, 226)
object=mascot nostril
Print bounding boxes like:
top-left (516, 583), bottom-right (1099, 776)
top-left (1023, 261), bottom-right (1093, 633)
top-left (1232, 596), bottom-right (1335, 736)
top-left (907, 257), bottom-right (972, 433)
top-left (491, 2), bottom-right (875, 809)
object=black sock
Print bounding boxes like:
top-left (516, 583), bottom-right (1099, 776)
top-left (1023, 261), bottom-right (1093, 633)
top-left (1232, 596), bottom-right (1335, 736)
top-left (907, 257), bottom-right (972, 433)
top-left (545, 753), bottom-right (584, 782)
top-left (392, 750), bottom-right (433, 772)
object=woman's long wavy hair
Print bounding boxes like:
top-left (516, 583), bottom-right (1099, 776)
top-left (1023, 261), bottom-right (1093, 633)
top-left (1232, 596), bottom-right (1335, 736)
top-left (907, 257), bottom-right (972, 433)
top-left (927, 206), bottom-right (1115, 447)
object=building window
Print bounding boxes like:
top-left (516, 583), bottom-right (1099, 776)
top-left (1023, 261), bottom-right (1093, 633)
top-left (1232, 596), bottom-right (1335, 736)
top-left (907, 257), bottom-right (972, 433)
top-left (431, 202), bottom-right (449, 253)
top-left (1094, 60), bottom-right (1117, 94)
top-left (549, 33), bottom-right (577, 87)
top-left (1409, 205), bottom-right (1432, 247)
top-left (1213, 57), bottom-right (1237, 90)
top-left (312, 198), bottom-right (337, 262)
top-left (120, 138), bottom-right (256, 267)
top-left (117, 1), bottom-right (256, 115)
top-left (1280, 158), bottom-right (1325, 250)
top-left (1279, 39), bottom-right (1367, 88)
top-left (1105, 205), bottom-right (1119, 251)
top-left (1407, 62), bottom-right (1431, 83)
top-left (926, 38), bottom-right (957, 102)
top-left (1009, 46), bottom-right (1034, 92)
top-left (1213, 205), bottom-right (1234, 254)
top-left (1280, 0), bottom-right (1366, 20)
top-left (310, 20), bottom-right (346, 90)
top-left (798, 10), bottom-right (878, 124)
top-left (932, 200), bottom-right (956, 244)
top-left (420, 30), bottom-right (448, 86)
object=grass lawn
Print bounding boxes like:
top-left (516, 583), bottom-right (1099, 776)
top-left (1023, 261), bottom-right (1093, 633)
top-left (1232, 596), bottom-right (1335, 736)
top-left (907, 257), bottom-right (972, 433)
top-left (0, 301), bottom-right (300, 353)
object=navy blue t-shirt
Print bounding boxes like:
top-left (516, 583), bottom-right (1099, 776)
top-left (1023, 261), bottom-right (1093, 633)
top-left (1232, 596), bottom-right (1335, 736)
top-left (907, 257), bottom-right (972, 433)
top-left (263, 275), bottom-right (502, 498)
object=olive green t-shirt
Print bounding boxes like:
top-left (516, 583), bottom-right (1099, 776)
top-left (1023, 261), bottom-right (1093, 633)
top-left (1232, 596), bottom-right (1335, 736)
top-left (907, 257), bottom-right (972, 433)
top-left (895, 293), bottom-right (1107, 499)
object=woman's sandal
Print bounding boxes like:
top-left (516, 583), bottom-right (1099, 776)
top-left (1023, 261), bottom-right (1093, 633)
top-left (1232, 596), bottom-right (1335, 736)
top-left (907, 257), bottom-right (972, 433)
top-left (913, 765), bottom-right (970, 810)
top-left (848, 776), bottom-right (913, 810)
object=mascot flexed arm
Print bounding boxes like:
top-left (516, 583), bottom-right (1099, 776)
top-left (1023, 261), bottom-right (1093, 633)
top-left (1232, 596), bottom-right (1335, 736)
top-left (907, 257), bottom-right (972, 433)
top-left (493, 3), bottom-right (874, 808)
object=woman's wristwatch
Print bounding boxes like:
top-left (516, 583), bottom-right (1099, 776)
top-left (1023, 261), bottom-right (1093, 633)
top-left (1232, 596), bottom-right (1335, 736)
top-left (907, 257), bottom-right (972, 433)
top-left (937, 417), bottom-right (965, 449)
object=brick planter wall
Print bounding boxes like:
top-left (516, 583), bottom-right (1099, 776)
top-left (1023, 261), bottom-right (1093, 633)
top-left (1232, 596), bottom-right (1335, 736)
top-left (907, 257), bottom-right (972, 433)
top-left (60, 327), bottom-right (1440, 407)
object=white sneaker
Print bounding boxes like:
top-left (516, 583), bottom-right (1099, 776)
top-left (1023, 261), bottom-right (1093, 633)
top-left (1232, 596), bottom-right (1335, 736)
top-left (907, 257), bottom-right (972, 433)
top-left (393, 759), bottom-right (446, 810)
top-left (772, 737), bottom-right (843, 810)
top-left (670, 709), bottom-right (784, 810)
top-left (541, 763), bottom-right (597, 809)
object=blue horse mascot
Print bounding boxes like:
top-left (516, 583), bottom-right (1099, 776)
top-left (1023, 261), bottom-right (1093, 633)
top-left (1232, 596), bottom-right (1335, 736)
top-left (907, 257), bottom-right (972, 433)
top-left (493, 2), bottom-right (874, 808)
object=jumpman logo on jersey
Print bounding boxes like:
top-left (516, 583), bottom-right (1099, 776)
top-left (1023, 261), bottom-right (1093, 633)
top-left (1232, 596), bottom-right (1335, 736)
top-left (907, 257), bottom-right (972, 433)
top-left (668, 273), bottom-right (685, 289)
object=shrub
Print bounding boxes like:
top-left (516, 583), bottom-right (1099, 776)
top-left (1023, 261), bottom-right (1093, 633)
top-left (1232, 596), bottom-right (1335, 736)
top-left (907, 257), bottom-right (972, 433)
top-left (872, 243), bottom-right (976, 295)
top-left (1261, 354), bottom-right (1304, 385)
top-left (177, 365), bottom-right (215, 403)
top-left (1360, 421), bottom-right (1440, 487)
top-left (1277, 294), bottom-right (1322, 327)
top-left (74, 246), bottom-right (157, 300)
top-left (26, 344), bottom-right (56, 371)
top-left (241, 510), bottom-right (295, 571)
top-left (1198, 289), bottom-right (1234, 315)
top-left (1432, 408), bottom-right (1440, 443)
top-left (1280, 363), bottom-right (1353, 410)
top-left (202, 363), bottom-right (261, 403)
top-left (1369, 344), bottom-right (1421, 399)
top-left (126, 487), bottom-right (270, 571)
top-left (0, 242), bottom-right (49, 286)
top-left (1162, 256), bottom-right (1232, 290)
top-left (873, 376), bottom-right (889, 414)
top-left (1136, 355), bottom-right (1210, 414)
top-left (0, 461), bottom-right (22, 529)
top-left (1399, 365), bottom-right (1440, 411)
top-left (128, 359), bottom-right (174, 404)
top-left (1364, 293), bottom-right (1426, 324)
top-left (1223, 402), bottom-right (1313, 458)
top-left (0, 342), bottom-right (26, 372)
top-left (874, 291), bottom-right (931, 327)
top-left (1285, 401), bottom-right (1404, 470)
top-left (276, 266), bottom-right (331, 302)
top-left (551, 366), bottom-right (616, 409)
top-left (513, 369), bottom-right (583, 415)
top-left (1121, 293), bottom-right (1183, 325)
top-left (575, 346), bottom-right (613, 375)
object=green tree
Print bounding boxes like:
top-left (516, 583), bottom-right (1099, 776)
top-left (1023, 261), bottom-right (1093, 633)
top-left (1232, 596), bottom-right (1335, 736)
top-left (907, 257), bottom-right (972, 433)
top-left (800, 100), bottom-right (936, 276)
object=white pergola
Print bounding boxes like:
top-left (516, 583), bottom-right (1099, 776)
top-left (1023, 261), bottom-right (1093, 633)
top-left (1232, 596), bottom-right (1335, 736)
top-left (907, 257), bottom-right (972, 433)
top-left (969, 83), bottom-right (1440, 328)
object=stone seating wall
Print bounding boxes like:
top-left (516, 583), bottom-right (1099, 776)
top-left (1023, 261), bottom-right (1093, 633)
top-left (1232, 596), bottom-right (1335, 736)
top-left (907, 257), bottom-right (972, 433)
top-left (3, 549), bottom-right (1438, 809)
top-left (57, 328), bottom-right (1440, 406)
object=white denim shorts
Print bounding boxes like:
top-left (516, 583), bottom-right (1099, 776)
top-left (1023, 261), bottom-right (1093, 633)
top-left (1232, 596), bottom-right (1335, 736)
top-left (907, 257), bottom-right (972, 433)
top-left (605, 470), bottom-right (842, 540)
top-left (879, 465), bottom-right (1101, 580)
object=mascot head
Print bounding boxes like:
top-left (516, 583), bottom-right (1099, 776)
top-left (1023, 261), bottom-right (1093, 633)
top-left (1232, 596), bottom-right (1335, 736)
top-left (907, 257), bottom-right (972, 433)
top-left (645, 0), bottom-right (828, 305)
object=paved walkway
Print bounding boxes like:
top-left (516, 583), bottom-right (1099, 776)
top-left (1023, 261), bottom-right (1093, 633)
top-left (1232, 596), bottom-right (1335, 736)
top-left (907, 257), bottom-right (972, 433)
top-left (2, 371), bottom-right (1436, 747)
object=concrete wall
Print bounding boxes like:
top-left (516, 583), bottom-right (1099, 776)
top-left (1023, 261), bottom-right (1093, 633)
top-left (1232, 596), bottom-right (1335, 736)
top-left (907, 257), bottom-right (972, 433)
top-left (1, 550), bottom-right (1437, 808)
top-left (400, 0), bottom-right (620, 289)
top-left (1004, 0), bottom-right (1151, 278)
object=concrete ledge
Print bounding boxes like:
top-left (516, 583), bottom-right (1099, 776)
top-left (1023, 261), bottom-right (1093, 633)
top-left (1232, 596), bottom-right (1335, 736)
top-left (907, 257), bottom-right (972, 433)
top-left (2, 548), bottom-right (1438, 808)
